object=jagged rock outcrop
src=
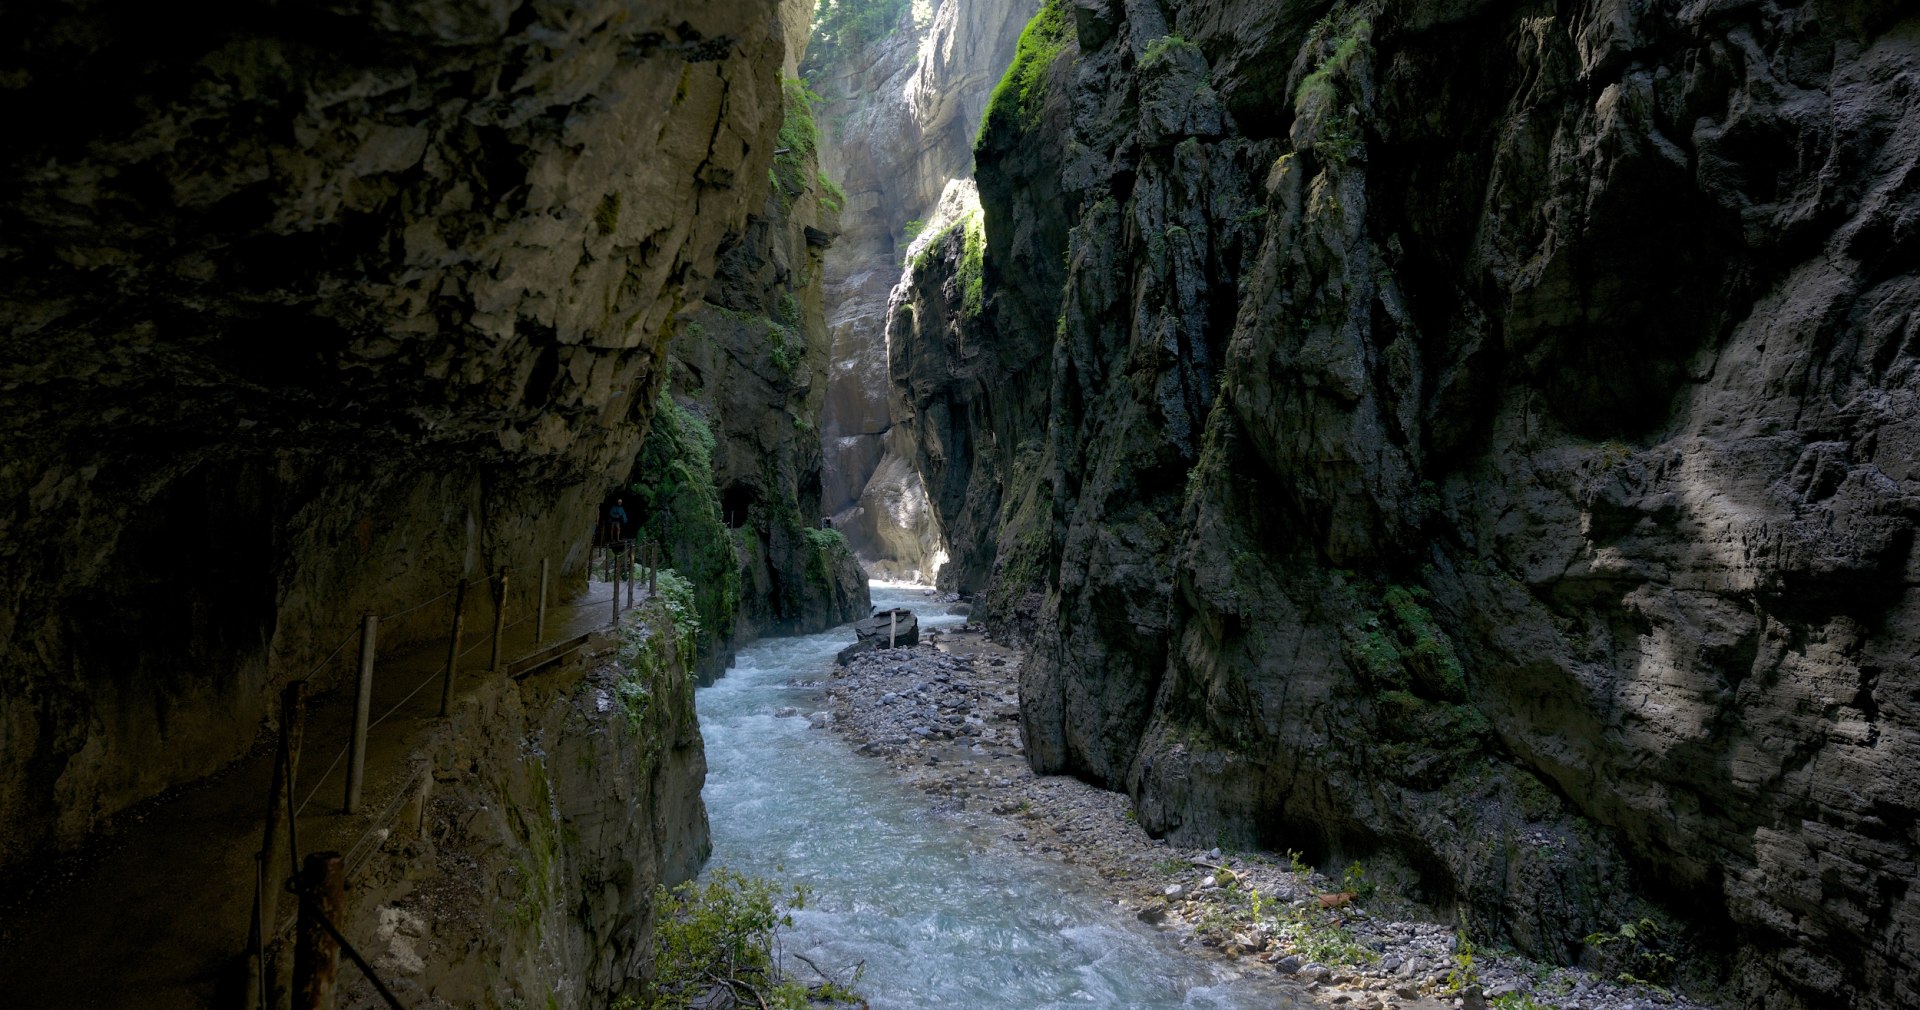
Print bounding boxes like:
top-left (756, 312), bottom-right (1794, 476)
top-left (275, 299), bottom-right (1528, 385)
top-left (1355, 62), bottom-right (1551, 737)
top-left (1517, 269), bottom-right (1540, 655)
top-left (915, 0), bottom-right (1920, 1007)
top-left (812, 0), bottom-right (1036, 580)
top-left (0, 0), bottom-right (794, 874)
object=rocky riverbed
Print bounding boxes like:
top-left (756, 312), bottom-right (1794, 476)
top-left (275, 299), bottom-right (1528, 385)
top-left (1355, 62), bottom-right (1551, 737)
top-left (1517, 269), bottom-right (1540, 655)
top-left (795, 605), bottom-right (1722, 1010)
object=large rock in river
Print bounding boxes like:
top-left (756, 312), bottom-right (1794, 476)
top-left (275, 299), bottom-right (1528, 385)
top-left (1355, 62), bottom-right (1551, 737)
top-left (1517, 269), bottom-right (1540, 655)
top-left (855, 608), bottom-right (920, 648)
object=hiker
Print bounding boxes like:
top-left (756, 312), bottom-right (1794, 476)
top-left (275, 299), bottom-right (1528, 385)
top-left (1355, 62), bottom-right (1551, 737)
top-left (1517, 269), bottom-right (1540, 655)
top-left (609, 499), bottom-right (629, 543)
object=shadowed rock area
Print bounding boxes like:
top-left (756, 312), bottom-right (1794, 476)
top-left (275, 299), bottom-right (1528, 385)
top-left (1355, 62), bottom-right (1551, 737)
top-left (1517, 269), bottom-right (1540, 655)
top-left (888, 0), bottom-right (1920, 1006)
top-left (0, 0), bottom-right (791, 882)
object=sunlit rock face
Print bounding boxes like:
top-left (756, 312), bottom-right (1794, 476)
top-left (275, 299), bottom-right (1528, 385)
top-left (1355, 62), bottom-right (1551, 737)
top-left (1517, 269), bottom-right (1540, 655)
top-left (0, 0), bottom-right (793, 869)
top-left (811, 0), bottom-right (1035, 581)
top-left (937, 0), bottom-right (1920, 1006)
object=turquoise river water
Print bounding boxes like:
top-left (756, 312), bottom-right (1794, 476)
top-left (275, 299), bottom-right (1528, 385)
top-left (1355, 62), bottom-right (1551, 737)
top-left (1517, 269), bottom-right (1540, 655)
top-left (695, 582), bottom-right (1301, 1009)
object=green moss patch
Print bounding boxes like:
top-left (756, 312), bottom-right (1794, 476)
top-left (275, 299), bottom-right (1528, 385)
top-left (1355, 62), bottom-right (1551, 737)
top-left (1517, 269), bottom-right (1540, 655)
top-left (978, 0), bottom-right (1073, 144)
top-left (630, 392), bottom-right (741, 662)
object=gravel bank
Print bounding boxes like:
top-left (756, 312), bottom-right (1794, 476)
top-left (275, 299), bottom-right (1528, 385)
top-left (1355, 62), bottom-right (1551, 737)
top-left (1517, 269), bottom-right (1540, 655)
top-left (798, 614), bottom-right (1721, 1010)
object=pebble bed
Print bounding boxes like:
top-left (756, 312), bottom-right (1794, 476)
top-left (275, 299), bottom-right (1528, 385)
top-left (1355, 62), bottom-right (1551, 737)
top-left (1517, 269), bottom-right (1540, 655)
top-left (793, 616), bottom-right (1722, 1010)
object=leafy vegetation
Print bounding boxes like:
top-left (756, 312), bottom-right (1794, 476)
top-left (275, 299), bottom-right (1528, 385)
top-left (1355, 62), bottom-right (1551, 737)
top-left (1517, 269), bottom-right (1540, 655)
top-left (629, 391), bottom-right (741, 663)
top-left (625, 868), bottom-right (862, 1010)
top-left (907, 210), bottom-right (987, 316)
top-left (802, 526), bottom-right (848, 555)
top-left (978, 0), bottom-right (1073, 142)
top-left (801, 525), bottom-right (852, 588)
top-left (1444, 920), bottom-right (1481, 994)
top-left (1293, 7), bottom-right (1373, 163)
top-left (1339, 577), bottom-right (1488, 787)
top-left (816, 170), bottom-right (846, 213)
top-left (595, 191), bottom-right (622, 236)
top-left (803, 0), bottom-right (914, 77)
top-left (1141, 33), bottom-right (1197, 70)
top-left (958, 212), bottom-right (985, 315)
top-left (1584, 917), bottom-right (1679, 988)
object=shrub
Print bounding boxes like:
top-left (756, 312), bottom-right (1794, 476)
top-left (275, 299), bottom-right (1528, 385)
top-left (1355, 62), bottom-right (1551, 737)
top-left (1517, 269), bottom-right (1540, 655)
top-left (634, 868), bottom-right (862, 1010)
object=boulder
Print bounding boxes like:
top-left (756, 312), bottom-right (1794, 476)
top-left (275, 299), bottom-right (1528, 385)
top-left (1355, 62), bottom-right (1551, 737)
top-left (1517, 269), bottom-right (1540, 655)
top-left (853, 608), bottom-right (919, 647)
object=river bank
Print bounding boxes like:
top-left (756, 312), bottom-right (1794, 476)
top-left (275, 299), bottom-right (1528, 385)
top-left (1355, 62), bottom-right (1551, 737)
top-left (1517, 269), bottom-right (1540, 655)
top-left (813, 595), bottom-right (1721, 1010)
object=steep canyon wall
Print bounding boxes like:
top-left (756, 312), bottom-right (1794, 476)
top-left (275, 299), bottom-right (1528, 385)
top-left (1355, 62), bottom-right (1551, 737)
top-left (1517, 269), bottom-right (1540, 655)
top-left (0, 0), bottom-right (798, 873)
top-left (812, 0), bottom-right (1035, 580)
top-left (647, 71), bottom-right (871, 676)
top-left (894, 0), bottom-right (1920, 1006)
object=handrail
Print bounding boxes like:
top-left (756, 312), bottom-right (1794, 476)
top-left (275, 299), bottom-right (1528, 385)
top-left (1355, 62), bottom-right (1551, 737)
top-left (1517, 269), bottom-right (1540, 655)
top-left (251, 549), bottom-right (635, 1008)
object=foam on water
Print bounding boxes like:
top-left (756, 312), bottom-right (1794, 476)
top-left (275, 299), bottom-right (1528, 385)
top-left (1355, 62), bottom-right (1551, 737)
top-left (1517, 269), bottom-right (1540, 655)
top-left (695, 583), bottom-right (1300, 1009)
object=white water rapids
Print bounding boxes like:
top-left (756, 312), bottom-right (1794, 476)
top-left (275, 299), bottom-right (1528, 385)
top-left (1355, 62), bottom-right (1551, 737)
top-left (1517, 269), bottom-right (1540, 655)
top-left (694, 582), bottom-right (1303, 1009)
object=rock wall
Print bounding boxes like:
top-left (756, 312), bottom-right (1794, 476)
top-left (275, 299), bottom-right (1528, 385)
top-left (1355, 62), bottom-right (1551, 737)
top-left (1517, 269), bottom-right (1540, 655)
top-left (0, 0), bottom-right (795, 871)
top-left (913, 0), bottom-right (1920, 1006)
top-left (327, 599), bottom-right (707, 1010)
top-left (651, 71), bottom-right (871, 671)
top-left (812, 0), bottom-right (1036, 580)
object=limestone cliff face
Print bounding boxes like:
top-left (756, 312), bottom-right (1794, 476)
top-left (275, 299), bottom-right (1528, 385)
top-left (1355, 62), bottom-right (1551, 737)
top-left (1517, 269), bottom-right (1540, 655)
top-left (0, 0), bottom-right (793, 871)
top-left (812, 0), bottom-right (1035, 580)
top-left (922, 0), bottom-right (1920, 1006)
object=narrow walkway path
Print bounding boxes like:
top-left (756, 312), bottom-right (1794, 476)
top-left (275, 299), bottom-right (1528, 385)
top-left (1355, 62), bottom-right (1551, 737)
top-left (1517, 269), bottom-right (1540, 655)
top-left (0, 578), bottom-right (629, 1010)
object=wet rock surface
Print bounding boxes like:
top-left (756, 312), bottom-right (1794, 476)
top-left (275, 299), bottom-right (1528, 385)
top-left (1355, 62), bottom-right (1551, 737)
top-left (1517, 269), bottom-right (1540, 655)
top-left (885, 0), bottom-right (1920, 1004)
top-left (819, 625), bottom-right (1723, 1010)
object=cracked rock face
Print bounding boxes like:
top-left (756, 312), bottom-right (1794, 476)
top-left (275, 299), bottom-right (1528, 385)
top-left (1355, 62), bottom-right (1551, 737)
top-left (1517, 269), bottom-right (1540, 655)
top-left (0, 0), bottom-right (793, 869)
top-left (915, 0), bottom-right (1920, 1006)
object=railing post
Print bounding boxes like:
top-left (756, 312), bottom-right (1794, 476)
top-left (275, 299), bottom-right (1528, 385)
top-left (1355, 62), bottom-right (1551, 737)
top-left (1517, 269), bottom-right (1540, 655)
top-left (261, 680), bottom-right (306, 899)
top-left (611, 552), bottom-right (621, 624)
top-left (439, 580), bottom-right (467, 717)
top-left (344, 614), bottom-right (376, 814)
top-left (490, 566), bottom-right (510, 674)
top-left (537, 558), bottom-right (550, 643)
top-left (247, 852), bottom-right (268, 1010)
top-left (648, 541), bottom-right (657, 595)
top-left (292, 852), bottom-right (345, 1010)
top-left (244, 676), bottom-right (302, 1010)
top-left (624, 544), bottom-right (634, 609)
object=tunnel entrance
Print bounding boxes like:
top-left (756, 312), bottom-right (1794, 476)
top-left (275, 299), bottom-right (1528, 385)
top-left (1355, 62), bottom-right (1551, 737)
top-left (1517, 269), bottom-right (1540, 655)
top-left (720, 483), bottom-right (758, 529)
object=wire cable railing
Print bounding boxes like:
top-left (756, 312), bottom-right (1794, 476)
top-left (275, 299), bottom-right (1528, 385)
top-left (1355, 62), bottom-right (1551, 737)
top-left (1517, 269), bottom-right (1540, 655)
top-left (250, 541), bottom-right (672, 1009)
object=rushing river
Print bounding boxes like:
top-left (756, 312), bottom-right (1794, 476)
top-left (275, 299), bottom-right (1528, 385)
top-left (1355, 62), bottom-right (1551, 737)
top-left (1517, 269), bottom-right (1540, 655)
top-left (696, 583), bottom-right (1301, 1009)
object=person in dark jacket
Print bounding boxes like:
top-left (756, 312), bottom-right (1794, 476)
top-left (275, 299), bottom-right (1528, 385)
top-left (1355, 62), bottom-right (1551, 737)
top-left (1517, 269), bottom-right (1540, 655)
top-left (609, 499), bottom-right (629, 543)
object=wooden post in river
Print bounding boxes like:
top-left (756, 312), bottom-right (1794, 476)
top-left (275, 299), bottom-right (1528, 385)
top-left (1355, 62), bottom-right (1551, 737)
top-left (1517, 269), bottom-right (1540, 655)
top-left (344, 614), bottom-right (377, 814)
top-left (291, 852), bottom-right (345, 1010)
top-left (889, 610), bottom-right (898, 649)
top-left (439, 580), bottom-right (466, 717)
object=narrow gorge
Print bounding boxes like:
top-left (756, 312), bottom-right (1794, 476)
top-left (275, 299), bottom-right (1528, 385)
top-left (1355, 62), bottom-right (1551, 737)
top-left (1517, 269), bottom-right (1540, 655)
top-left (1, 0), bottom-right (1915, 1009)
